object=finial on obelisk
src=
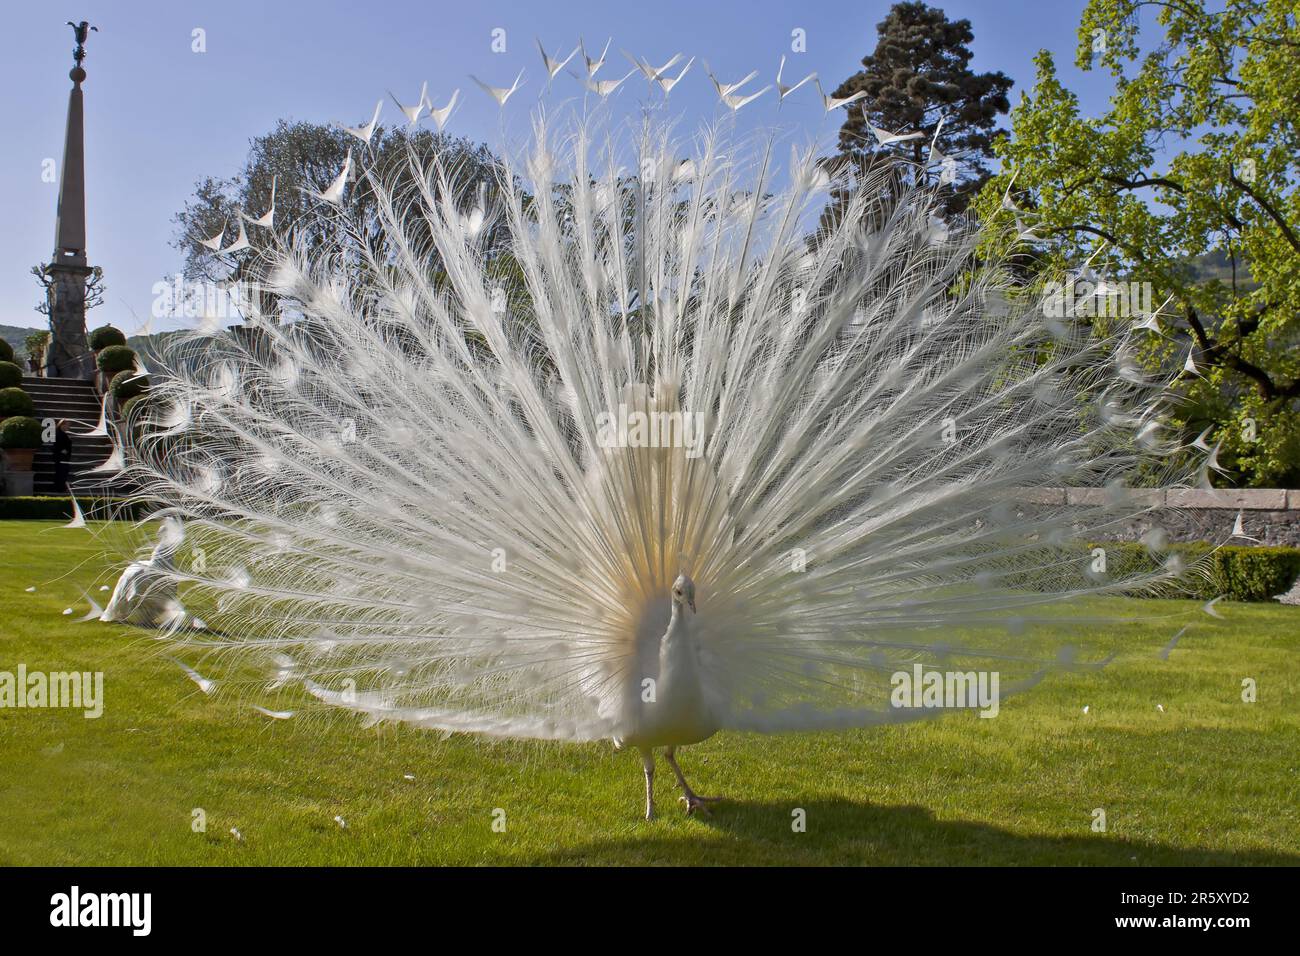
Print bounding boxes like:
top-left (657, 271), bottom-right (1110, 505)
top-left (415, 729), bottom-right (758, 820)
top-left (67, 20), bottom-right (97, 72)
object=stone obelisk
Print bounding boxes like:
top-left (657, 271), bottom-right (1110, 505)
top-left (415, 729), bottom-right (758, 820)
top-left (43, 21), bottom-right (97, 379)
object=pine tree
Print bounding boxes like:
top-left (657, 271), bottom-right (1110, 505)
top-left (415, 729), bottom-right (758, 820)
top-left (831, 1), bottom-right (1012, 216)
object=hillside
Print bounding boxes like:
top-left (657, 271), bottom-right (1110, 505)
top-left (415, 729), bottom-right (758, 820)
top-left (0, 323), bottom-right (43, 359)
top-left (0, 322), bottom-right (181, 366)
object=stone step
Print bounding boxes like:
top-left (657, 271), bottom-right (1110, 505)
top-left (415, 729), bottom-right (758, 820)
top-left (33, 435), bottom-right (113, 449)
top-left (17, 377), bottom-right (134, 497)
top-left (21, 395), bottom-right (100, 405)
top-left (24, 395), bottom-right (101, 407)
top-left (34, 455), bottom-right (113, 465)
top-left (31, 419), bottom-right (107, 433)
top-left (31, 453), bottom-right (113, 465)
top-left (20, 383), bottom-right (98, 396)
top-left (20, 376), bottom-right (105, 426)
top-left (27, 450), bottom-right (132, 494)
top-left (21, 377), bottom-right (96, 387)
top-left (33, 472), bottom-right (138, 494)
top-left (20, 389), bottom-right (99, 401)
top-left (32, 456), bottom-right (117, 469)
top-left (23, 393), bottom-right (100, 406)
top-left (33, 436), bottom-right (112, 447)
top-left (26, 407), bottom-right (103, 423)
top-left (32, 476), bottom-right (119, 494)
top-left (21, 384), bottom-right (99, 396)
top-left (31, 455), bottom-right (115, 470)
top-left (34, 442), bottom-right (113, 455)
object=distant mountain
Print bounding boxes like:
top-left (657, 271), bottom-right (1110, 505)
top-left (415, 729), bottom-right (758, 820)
top-left (127, 331), bottom-right (189, 365)
top-left (0, 324), bottom-right (45, 362)
top-left (0, 323), bottom-right (186, 367)
top-left (1176, 249), bottom-right (1257, 289)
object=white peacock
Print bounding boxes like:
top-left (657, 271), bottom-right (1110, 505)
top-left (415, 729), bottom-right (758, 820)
top-left (116, 73), bottom-right (1201, 819)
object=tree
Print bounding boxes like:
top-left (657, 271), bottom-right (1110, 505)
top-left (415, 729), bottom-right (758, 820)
top-left (172, 119), bottom-right (508, 322)
top-left (830, 1), bottom-right (1013, 216)
top-left (30, 263), bottom-right (105, 316)
top-left (975, 0), bottom-right (1300, 487)
top-left (24, 330), bottom-right (50, 370)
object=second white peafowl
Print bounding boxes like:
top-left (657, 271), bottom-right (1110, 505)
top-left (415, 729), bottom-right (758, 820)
top-left (100, 516), bottom-right (185, 628)
top-left (121, 112), bottom-right (1200, 819)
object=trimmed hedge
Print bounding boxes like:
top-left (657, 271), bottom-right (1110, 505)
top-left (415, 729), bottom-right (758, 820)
top-left (118, 393), bottom-right (157, 437)
top-left (111, 369), bottom-right (148, 403)
top-left (97, 345), bottom-right (137, 376)
top-left (1177, 544), bottom-right (1300, 603)
top-left (120, 394), bottom-right (147, 420)
top-left (0, 415), bottom-right (43, 449)
top-left (0, 496), bottom-right (148, 521)
top-left (88, 325), bottom-right (128, 350)
top-left (25, 331), bottom-right (49, 363)
top-left (0, 339), bottom-right (13, 364)
top-left (1011, 541), bottom-right (1300, 603)
top-left (0, 361), bottom-right (22, 389)
top-left (0, 386), bottom-right (35, 418)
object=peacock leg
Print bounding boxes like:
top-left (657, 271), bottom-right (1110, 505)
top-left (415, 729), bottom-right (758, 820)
top-left (639, 747), bottom-right (657, 820)
top-left (665, 747), bottom-right (724, 815)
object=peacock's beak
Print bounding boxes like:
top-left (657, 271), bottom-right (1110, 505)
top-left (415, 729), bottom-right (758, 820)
top-left (688, 597), bottom-right (696, 613)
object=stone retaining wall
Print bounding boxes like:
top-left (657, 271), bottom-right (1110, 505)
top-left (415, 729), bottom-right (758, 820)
top-left (1016, 488), bottom-right (1300, 547)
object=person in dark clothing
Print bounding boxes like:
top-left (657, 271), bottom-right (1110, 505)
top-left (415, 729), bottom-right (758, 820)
top-left (54, 419), bottom-right (73, 493)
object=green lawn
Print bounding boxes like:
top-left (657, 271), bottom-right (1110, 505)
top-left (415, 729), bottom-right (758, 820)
top-left (1, 519), bottom-right (1297, 866)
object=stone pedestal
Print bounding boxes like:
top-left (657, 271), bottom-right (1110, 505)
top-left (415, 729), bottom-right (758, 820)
top-left (3, 470), bottom-right (36, 497)
top-left (1, 451), bottom-right (37, 497)
top-left (43, 263), bottom-right (93, 378)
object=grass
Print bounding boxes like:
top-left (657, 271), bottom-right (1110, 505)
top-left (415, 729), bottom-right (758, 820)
top-left (1, 519), bottom-right (1297, 866)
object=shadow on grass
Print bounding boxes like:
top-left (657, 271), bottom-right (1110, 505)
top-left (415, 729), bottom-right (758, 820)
top-left (538, 798), bottom-right (1300, 866)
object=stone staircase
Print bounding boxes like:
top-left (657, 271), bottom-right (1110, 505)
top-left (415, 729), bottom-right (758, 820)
top-left (20, 376), bottom-right (132, 497)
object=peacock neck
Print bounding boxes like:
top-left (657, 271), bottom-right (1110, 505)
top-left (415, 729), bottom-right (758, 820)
top-left (660, 602), bottom-right (693, 661)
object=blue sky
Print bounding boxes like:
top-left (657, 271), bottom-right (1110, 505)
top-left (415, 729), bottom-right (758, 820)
top-left (0, 0), bottom-right (1123, 335)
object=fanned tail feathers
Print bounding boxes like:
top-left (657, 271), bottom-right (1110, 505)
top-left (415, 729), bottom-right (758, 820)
top-left (120, 114), bottom-right (1199, 739)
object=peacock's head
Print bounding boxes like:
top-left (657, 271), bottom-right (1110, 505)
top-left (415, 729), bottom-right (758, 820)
top-left (671, 573), bottom-right (696, 614)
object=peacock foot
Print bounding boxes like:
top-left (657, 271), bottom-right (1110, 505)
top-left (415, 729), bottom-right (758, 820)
top-left (678, 793), bottom-right (724, 816)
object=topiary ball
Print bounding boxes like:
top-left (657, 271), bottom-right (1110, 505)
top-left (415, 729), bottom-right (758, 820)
top-left (0, 415), bottom-right (42, 449)
top-left (88, 325), bottom-right (128, 350)
top-left (119, 393), bottom-right (162, 445)
top-left (0, 361), bottom-right (22, 389)
top-left (0, 386), bottom-right (35, 418)
top-left (97, 345), bottom-right (137, 376)
top-left (111, 369), bottom-right (148, 403)
top-left (0, 339), bottom-right (14, 364)
top-left (120, 393), bottom-right (152, 425)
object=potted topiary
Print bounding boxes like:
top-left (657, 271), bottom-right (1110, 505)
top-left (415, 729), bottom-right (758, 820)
top-left (0, 361), bottom-right (22, 389)
top-left (0, 386), bottom-right (36, 420)
top-left (88, 324), bottom-right (127, 351)
top-left (25, 330), bottom-right (50, 376)
top-left (0, 339), bottom-right (14, 364)
top-left (110, 369), bottom-right (149, 404)
top-left (0, 415), bottom-right (42, 495)
top-left (119, 392), bottom-right (153, 444)
top-left (96, 344), bottom-right (137, 394)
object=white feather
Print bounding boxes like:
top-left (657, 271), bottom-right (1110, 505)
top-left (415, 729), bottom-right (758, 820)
top-left (119, 114), bottom-right (1195, 759)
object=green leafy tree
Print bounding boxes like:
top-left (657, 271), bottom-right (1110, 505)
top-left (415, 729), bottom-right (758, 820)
top-left (975, 0), bottom-right (1300, 486)
top-left (173, 120), bottom-right (508, 321)
top-left (831, 1), bottom-right (1013, 216)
